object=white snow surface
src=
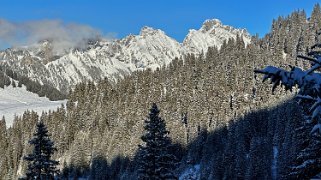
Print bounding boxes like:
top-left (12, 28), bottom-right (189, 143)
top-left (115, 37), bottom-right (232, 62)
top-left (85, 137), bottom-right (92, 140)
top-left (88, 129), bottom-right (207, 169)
top-left (0, 85), bottom-right (66, 127)
top-left (0, 19), bottom-right (251, 93)
top-left (272, 146), bottom-right (278, 180)
top-left (179, 164), bottom-right (201, 180)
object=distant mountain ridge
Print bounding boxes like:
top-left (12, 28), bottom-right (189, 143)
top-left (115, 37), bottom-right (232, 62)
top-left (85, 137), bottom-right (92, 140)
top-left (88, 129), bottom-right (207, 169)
top-left (0, 19), bottom-right (251, 94)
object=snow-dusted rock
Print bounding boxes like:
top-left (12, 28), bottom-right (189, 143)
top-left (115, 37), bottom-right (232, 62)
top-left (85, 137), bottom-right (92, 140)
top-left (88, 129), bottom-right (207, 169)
top-left (183, 19), bottom-right (251, 54)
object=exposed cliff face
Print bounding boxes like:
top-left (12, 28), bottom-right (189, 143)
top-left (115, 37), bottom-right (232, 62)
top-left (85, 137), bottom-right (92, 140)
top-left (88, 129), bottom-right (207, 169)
top-left (0, 19), bottom-right (251, 94)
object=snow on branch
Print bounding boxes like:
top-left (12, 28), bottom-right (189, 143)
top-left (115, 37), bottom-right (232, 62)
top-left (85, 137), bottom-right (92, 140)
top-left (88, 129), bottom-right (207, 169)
top-left (296, 95), bottom-right (315, 101)
top-left (254, 65), bottom-right (305, 92)
top-left (255, 50), bottom-right (321, 135)
top-left (311, 43), bottom-right (321, 49)
top-left (311, 123), bottom-right (321, 135)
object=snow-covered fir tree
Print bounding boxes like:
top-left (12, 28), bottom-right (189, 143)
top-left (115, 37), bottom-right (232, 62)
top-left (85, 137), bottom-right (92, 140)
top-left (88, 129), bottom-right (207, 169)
top-left (138, 103), bottom-right (177, 180)
top-left (21, 121), bottom-right (59, 179)
top-left (255, 41), bottom-right (321, 178)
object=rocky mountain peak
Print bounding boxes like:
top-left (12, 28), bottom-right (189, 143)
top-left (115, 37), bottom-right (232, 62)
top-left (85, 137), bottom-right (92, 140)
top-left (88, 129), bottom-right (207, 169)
top-left (183, 18), bottom-right (251, 54)
top-left (140, 26), bottom-right (165, 37)
top-left (201, 19), bottom-right (223, 31)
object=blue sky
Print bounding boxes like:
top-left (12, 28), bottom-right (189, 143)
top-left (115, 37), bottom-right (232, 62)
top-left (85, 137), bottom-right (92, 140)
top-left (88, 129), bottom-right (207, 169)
top-left (0, 0), bottom-right (320, 42)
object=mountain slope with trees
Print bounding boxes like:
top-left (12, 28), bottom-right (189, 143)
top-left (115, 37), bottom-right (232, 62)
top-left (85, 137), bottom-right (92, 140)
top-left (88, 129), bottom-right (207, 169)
top-left (1, 4), bottom-right (321, 179)
top-left (0, 20), bottom-right (250, 94)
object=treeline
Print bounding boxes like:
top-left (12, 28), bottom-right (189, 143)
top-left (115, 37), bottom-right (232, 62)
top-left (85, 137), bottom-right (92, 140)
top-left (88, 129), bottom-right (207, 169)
top-left (0, 4), bottom-right (321, 179)
top-left (0, 66), bottom-right (67, 100)
top-left (10, 104), bottom-right (181, 179)
top-left (0, 71), bottom-right (12, 88)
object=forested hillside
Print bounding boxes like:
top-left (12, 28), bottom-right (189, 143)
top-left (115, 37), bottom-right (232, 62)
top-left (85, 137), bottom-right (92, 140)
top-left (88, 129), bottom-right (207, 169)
top-left (1, 4), bottom-right (321, 179)
top-left (0, 67), bottom-right (66, 100)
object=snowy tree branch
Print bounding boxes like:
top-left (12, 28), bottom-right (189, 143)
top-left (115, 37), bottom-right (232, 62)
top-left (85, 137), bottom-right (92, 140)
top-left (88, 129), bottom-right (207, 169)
top-left (255, 51), bottom-right (321, 135)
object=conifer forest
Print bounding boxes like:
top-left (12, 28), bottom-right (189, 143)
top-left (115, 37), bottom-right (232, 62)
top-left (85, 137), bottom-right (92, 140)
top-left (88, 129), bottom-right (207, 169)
top-left (1, 3), bottom-right (321, 180)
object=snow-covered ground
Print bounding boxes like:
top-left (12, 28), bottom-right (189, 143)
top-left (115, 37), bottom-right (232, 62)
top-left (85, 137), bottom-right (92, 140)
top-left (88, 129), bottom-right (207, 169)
top-left (272, 146), bottom-right (278, 180)
top-left (179, 164), bottom-right (201, 180)
top-left (0, 85), bottom-right (66, 127)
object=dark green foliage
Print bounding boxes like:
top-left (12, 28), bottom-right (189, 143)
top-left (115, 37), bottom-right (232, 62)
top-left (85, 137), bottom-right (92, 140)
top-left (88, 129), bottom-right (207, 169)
top-left (245, 137), bottom-right (271, 179)
top-left (23, 121), bottom-right (59, 179)
top-left (0, 71), bottom-right (11, 88)
top-left (138, 103), bottom-right (177, 179)
top-left (18, 80), bottom-right (23, 87)
top-left (12, 80), bottom-right (16, 88)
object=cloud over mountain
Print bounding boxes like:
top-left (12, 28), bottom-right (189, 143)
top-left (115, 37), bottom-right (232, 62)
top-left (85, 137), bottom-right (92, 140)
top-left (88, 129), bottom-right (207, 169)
top-left (0, 19), bottom-right (101, 53)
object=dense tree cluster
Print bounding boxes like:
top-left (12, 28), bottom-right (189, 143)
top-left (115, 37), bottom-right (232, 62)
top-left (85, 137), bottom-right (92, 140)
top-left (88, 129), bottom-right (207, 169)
top-left (0, 71), bottom-right (11, 88)
top-left (138, 103), bottom-right (177, 179)
top-left (255, 22), bottom-right (321, 180)
top-left (0, 67), bottom-right (67, 100)
top-left (0, 4), bottom-right (321, 179)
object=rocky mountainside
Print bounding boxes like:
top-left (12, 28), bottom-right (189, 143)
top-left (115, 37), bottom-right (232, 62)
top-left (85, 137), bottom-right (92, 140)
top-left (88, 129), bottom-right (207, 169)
top-left (183, 19), bottom-right (251, 54)
top-left (0, 19), bottom-right (251, 94)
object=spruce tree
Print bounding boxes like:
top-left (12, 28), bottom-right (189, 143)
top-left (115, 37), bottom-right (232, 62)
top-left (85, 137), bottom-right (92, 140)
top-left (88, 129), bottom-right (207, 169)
top-left (138, 103), bottom-right (177, 180)
top-left (0, 116), bottom-right (8, 177)
top-left (22, 121), bottom-right (59, 179)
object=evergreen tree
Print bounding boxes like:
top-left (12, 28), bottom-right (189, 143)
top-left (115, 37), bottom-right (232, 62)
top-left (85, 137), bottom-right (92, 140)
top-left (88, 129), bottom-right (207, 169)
top-left (138, 103), bottom-right (177, 180)
top-left (22, 121), bottom-right (59, 179)
top-left (255, 42), bottom-right (321, 178)
top-left (0, 116), bottom-right (8, 177)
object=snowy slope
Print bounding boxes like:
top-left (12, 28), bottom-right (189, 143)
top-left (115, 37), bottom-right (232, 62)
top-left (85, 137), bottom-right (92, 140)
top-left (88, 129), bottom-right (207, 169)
top-left (0, 19), bottom-right (251, 94)
top-left (116, 26), bottom-right (183, 70)
top-left (0, 85), bottom-right (66, 127)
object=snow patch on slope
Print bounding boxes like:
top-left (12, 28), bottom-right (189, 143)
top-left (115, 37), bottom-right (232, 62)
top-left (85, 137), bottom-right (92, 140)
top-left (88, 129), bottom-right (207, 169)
top-left (179, 164), bottom-right (201, 180)
top-left (0, 85), bottom-right (66, 127)
top-left (272, 146), bottom-right (278, 180)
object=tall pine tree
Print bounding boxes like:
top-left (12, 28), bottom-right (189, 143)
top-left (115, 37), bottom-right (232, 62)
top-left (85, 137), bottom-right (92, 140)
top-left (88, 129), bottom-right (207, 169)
top-left (22, 121), bottom-right (59, 179)
top-left (138, 103), bottom-right (177, 180)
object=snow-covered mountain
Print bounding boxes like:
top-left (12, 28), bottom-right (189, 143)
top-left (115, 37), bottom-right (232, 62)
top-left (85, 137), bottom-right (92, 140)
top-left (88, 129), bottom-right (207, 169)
top-left (0, 19), bottom-right (251, 94)
top-left (183, 19), bottom-right (251, 54)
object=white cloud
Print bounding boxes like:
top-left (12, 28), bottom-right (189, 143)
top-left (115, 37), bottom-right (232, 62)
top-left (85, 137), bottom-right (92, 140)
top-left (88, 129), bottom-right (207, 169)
top-left (0, 19), bottom-right (103, 53)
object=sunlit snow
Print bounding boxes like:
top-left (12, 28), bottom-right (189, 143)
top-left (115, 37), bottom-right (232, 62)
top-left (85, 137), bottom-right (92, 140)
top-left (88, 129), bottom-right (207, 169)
top-left (0, 85), bottom-right (66, 127)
